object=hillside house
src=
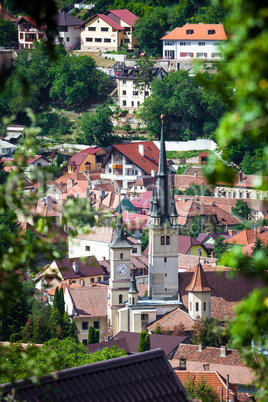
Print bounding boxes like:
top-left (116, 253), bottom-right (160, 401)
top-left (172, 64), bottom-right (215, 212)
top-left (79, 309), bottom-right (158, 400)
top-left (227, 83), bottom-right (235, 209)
top-left (67, 147), bottom-right (107, 174)
top-left (17, 16), bottom-right (46, 49)
top-left (161, 23), bottom-right (227, 71)
top-left (101, 141), bottom-right (167, 190)
top-left (117, 66), bottom-right (167, 109)
top-left (79, 9), bottom-right (139, 52)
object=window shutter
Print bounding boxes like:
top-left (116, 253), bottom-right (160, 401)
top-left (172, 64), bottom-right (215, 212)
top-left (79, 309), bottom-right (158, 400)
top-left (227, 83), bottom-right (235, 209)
top-left (180, 52), bottom-right (183, 57)
top-left (191, 53), bottom-right (193, 57)
top-left (205, 53), bottom-right (207, 57)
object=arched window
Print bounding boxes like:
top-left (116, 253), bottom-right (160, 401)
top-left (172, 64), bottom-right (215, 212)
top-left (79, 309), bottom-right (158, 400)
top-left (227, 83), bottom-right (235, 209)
top-left (161, 236), bottom-right (165, 245)
top-left (119, 294), bottom-right (123, 304)
top-left (204, 302), bottom-right (206, 311)
top-left (166, 236), bottom-right (170, 245)
top-left (132, 298), bottom-right (135, 304)
top-left (196, 302), bottom-right (199, 312)
top-left (120, 253), bottom-right (123, 259)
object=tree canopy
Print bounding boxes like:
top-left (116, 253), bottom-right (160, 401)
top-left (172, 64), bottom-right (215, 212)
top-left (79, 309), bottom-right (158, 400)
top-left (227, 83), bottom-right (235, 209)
top-left (138, 70), bottom-right (227, 140)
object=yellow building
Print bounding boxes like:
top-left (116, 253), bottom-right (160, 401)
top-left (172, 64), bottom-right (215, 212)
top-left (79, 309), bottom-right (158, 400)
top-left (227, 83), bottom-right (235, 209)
top-left (67, 147), bottom-right (107, 174)
top-left (79, 9), bottom-right (139, 52)
top-left (64, 286), bottom-right (108, 344)
top-left (178, 235), bottom-right (208, 257)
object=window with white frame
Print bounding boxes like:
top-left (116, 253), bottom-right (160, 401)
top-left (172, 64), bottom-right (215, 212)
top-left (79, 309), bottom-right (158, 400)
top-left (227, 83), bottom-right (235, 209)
top-left (180, 41), bottom-right (191, 46)
top-left (198, 41), bottom-right (205, 46)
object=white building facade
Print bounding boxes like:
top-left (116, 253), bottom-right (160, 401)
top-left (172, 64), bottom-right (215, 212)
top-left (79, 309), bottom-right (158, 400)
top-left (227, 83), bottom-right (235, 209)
top-left (161, 23), bottom-right (227, 71)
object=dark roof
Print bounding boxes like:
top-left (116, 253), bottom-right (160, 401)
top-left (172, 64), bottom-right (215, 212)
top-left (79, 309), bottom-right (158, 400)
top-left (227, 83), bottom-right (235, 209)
top-left (178, 235), bottom-right (203, 254)
top-left (57, 11), bottom-right (83, 26)
top-left (118, 66), bottom-right (167, 81)
top-left (114, 331), bottom-right (187, 356)
top-left (55, 256), bottom-right (106, 279)
top-left (86, 337), bottom-right (131, 354)
top-left (1, 349), bottom-right (189, 401)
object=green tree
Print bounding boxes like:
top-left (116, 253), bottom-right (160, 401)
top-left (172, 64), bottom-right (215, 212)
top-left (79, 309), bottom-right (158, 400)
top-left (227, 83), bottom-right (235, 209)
top-left (49, 308), bottom-right (63, 340)
top-left (214, 235), bottom-right (228, 260)
top-left (22, 315), bottom-right (34, 343)
top-left (138, 70), bottom-right (226, 140)
top-left (49, 54), bottom-right (108, 106)
top-left (0, 18), bottom-right (17, 47)
top-left (185, 375), bottom-right (219, 402)
top-left (153, 323), bottom-right (162, 334)
top-left (59, 287), bottom-right (65, 317)
top-left (134, 56), bottom-right (155, 99)
top-left (53, 287), bottom-right (60, 312)
top-left (240, 149), bottom-right (266, 175)
top-left (134, 7), bottom-right (169, 56)
top-left (0, 161), bottom-right (8, 185)
top-left (61, 312), bottom-right (79, 341)
top-left (138, 330), bottom-right (150, 352)
top-left (140, 229), bottom-right (149, 253)
top-left (88, 326), bottom-right (99, 344)
top-left (251, 238), bottom-right (265, 256)
top-left (231, 200), bottom-right (252, 220)
top-left (32, 315), bottom-right (49, 344)
top-left (78, 104), bottom-right (114, 146)
top-left (193, 317), bottom-right (230, 348)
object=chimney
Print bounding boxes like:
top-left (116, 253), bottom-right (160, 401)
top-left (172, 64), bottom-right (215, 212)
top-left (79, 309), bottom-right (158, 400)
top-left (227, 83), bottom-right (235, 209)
top-left (102, 256), bottom-right (106, 260)
top-left (211, 251), bottom-right (214, 258)
top-left (72, 262), bottom-right (78, 273)
top-left (220, 346), bottom-right (227, 357)
top-left (86, 187), bottom-right (90, 198)
top-left (68, 178), bottom-right (74, 188)
top-left (101, 188), bottom-right (105, 201)
top-left (139, 144), bottom-right (144, 156)
top-left (47, 196), bottom-right (52, 208)
top-left (257, 226), bottom-right (261, 235)
top-left (194, 170), bottom-right (197, 177)
top-left (228, 230), bottom-right (233, 236)
top-left (198, 343), bottom-right (203, 351)
top-left (151, 170), bottom-right (155, 177)
top-left (239, 170), bottom-right (243, 182)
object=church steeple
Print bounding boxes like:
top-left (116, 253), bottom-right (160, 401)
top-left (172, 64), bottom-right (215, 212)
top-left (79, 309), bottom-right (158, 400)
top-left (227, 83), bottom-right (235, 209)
top-left (110, 200), bottom-right (130, 249)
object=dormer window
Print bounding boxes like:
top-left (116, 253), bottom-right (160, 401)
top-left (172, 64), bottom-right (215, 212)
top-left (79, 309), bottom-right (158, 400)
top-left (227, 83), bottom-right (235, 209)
top-left (208, 29), bottom-right (215, 35)
top-left (179, 358), bottom-right (186, 370)
top-left (186, 29), bottom-right (194, 35)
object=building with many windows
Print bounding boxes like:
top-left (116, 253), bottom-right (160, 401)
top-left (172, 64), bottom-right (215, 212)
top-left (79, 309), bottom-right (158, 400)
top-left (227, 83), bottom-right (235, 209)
top-left (79, 9), bottom-right (139, 52)
top-left (161, 23), bottom-right (227, 71)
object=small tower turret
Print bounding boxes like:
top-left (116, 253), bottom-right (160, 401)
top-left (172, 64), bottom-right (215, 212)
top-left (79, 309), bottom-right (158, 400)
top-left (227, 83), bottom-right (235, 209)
top-left (186, 262), bottom-right (211, 320)
top-left (128, 269), bottom-right (138, 305)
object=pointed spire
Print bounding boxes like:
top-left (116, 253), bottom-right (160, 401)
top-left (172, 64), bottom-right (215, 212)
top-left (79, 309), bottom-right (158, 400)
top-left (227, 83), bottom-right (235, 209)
top-left (110, 199), bottom-right (132, 249)
top-left (186, 262), bottom-right (211, 292)
top-left (156, 114), bottom-right (171, 222)
top-left (170, 187), bottom-right (178, 218)
top-left (128, 269), bottom-right (138, 294)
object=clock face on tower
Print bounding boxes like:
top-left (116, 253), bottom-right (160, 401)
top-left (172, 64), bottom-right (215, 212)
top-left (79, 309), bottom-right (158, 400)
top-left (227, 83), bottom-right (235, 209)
top-left (116, 263), bottom-right (128, 276)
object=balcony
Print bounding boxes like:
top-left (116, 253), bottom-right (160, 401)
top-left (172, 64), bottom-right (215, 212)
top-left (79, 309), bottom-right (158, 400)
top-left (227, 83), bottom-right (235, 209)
top-left (112, 163), bottom-right (123, 169)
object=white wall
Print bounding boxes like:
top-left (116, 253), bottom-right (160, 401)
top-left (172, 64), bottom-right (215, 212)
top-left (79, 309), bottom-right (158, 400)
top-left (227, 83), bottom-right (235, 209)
top-left (153, 139), bottom-right (217, 151)
top-left (163, 39), bottom-right (225, 60)
top-left (69, 238), bottom-right (111, 260)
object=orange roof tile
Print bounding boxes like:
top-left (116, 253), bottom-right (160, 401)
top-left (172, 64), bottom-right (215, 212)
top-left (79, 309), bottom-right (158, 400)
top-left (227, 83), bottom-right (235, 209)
top-left (185, 263), bottom-right (212, 292)
top-left (225, 229), bottom-right (268, 246)
top-left (68, 286), bottom-right (108, 318)
top-left (161, 24), bottom-right (227, 41)
top-left (175, 371), bottom-right (237, 401)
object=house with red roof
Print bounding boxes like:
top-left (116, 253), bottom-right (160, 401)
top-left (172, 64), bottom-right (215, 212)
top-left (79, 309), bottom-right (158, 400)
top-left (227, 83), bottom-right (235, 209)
top-left (17, 16), bottom-right (46, 49)
top-left (161, 23), bottom-right (227, 71)
top-left (79, 9), bottom-right (139, 52)
top-left (101, 140), bottom-right (167, 190)
top-left (67, 147), bottom-right (107, 174)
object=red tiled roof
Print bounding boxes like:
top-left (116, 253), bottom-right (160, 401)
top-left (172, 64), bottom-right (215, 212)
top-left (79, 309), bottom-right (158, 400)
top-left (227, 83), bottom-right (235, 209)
top-left (161, 24), bottom-right (227, 41)
top-left (175, 371), bottom-right (237, 401)
top-left (0, 5), bottom-right (17, 21)
top-left (55, 256), bottom-right (107, 280)
top-left (171, 344), bottom-right (255, 385)
top-left (174, 175), bottom-right (208, 191)
top-left (68, 286), bottom-right (108, 318)
top-left (199, 151), bottom-right (210, 157)
top-left (115, 211), bottom-right (149, 230)
top-left (224, 228), bottom-right (268, 246)
top-left (131, 191), bottom-right (152, 209)
top-left (80, 13), bottom-right (124, 30)
top-left (147, 307), bottom-right (196, 333)
top-left (107, 9), bottom-right (138, 26)
top-left (26, 155), bottom-right (49, 165)
top-left (105, 141), bottom-right (161, 175)
top-left (17, 16), bottom-right (46, 29)
top-left (185, 263), bottom-right (212, 292)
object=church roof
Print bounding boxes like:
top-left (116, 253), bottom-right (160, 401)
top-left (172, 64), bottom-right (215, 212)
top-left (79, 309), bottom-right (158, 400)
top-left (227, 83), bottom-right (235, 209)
top-left (109, 201), bottom-right (132, 249)
top-left (185, 262), bottom-right (211, 292)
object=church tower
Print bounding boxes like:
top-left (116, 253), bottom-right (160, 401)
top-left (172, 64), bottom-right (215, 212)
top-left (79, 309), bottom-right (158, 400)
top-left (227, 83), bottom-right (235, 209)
top-left (147, 115), bottom-right (179, 300)
top-left (108, 202), bottom-right (132, 334)
top-left (186, 262), bottom-right (211, 320)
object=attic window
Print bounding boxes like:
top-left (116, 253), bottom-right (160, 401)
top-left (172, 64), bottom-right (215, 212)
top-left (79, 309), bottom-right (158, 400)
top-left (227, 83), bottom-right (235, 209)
top-left (208, 29), bottom-right (215, 35)
top-left (141, 158), bottom-right (145, 162)
top-left (186, 29), bottom-right (194, 35)
top-left (179, 358), bottom-right (186, 370)
top-left (148, 146), bottom-right (152, 150)
top-left (152, 157), bottom-right (155, 161)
